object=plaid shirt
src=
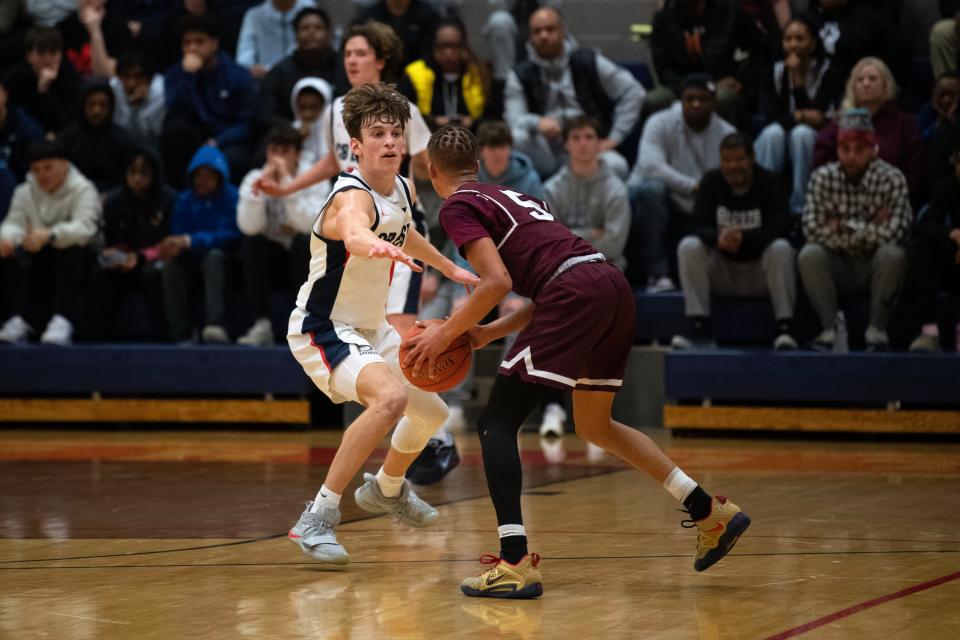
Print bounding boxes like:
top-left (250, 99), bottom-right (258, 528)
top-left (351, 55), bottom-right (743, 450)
top-left (803, 159), bottom-right (911, 255)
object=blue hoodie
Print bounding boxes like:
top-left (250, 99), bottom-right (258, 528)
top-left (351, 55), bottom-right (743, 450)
top-left (171, 145), bottom-right (241, 256)
top-left (0, 103), bottom-right (44, 181)
top-left (478, 150), bottom-right (546, 201)
top-left (164, 51), bottom-right (256, 148)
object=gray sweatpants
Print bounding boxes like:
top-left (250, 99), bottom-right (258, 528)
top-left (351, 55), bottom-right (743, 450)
top-left (797, 243), bottom-right (907, 331)
top-left (677, 236), bottom-right (796, 320)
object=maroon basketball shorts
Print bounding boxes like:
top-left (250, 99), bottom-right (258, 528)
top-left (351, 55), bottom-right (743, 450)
top-left (500, 261), bottom-right (636, 392)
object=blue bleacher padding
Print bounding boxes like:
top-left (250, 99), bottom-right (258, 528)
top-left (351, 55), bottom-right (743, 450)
top-left (0, 344), bottom-right (312, 396)
top-left (664, 349), bottom-right (960, 405)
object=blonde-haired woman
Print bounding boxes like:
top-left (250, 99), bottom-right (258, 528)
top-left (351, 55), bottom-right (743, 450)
top-left (812, 56), bottom-right (922, 202)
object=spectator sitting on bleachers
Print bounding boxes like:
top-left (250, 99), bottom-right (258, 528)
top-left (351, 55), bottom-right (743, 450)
top-left (648, 0), bottom-right (768, 126)
top-left (86, 146), bottom-right (174, 342)
top-left (503, 5), bottom-right (645, 179)
top-left (813, 57), bottom-right (923, 207)
top-left (0, 26), bottom-right (81, 135)
top-left (799, 0), bottom-right (914, 108)
top-left (235, 124), bottom-right (327, 346)
top-left (628, 73), bottom-right (736, 292)
top-left (0, 81), bottom-right (44, 181)
top-left (254, 7), bottom-right (338, 140)
top-left (400, 16), bottom-right (498, 131)
top-left (799, 108), bottom-right (910, 352)
top-left (353, 0), bottom-right (442, 68)
top-left (106, 49), bottom-right (166, 148)
top-left (57, 79), bottom-right (137, 193)
top-left (908, 145), bottom-right (960, 352)
top-left (928, 1), bottom-right (960, 79)
top-left (916, 73), bottom-right (960, 143)
top-left (157, 1), bottom-right (239, 73)
top-left (544, 116), bottom-right (630, 270)
top-left (672, 132), bottom-right (796, 351)
top-left (236, 0), bottom-right (317, 80)
top-left (159, 145), bottom-right (240, 344)
top-left (0, 139), bottom-right (100, 346)
top-left (290, 77), bottom-right (333, 166)
top-left (161, 12), bottom-right (256, 188)
top-left (476, 119), bottom-right (544, 199)
top-left (754, 16), bottom-right (843, 215)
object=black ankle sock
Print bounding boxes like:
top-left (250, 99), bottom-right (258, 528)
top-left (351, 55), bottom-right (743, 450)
top-left (691, 316), bottom-right (712, 337)
top-left (500, 535), bottom-right (528, 564)
top-left (683, 486), bottom-right (713, 521)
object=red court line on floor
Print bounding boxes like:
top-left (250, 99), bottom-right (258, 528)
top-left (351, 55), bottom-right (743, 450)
top-left (765, 569), bottom-right (960, 639)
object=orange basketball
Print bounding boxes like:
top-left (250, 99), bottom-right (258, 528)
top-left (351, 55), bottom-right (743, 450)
top-left (399, 319), bottom-right (473, 392)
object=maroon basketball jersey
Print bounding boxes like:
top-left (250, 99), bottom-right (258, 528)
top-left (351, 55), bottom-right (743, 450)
top-left (439, 182), bottom-right (599, 300)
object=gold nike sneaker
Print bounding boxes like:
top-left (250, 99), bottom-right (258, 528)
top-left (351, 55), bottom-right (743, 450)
top-left (460, 553), bottom-right (543, 599)
top-left (682, 495), bottom-right (751, 572)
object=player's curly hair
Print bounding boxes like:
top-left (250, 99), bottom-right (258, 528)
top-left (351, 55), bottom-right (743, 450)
top-left (341, 82), bottom-right (411, 141)
top-left (342, 20), bottom-right (404, 83)
top-left (427, 125), bottom-right (480, 174)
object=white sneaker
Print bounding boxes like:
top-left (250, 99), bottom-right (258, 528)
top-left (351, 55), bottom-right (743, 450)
top-left (0, 315), bottom-right (32, 344)
top-left (444, 405), bottom-right (466, 432)
top-left (237, 317), bottom-right (273, 346)
top-left (40, 314), bottom-right (72, 346)
top-left (646, 276), bottom-right (676, 293)
top-left (538, 403), bottom-right (566, 438)
top-left (202, 325), bottom-right (229, 343)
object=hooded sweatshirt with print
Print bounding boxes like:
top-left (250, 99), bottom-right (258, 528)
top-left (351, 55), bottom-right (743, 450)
top-left (171, 145), bottom-right (240, 256)
top-left (0, 162), bottom-right (100, 247)
top-left (543, 158), bottom-right (630, 269)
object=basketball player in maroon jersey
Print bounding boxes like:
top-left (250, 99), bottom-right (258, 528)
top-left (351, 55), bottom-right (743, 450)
top-left (404, 125), bottom-right (751, 599)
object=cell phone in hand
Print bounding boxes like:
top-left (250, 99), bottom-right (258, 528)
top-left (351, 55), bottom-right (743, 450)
top-left (98, 251), bottom-right (128, 268)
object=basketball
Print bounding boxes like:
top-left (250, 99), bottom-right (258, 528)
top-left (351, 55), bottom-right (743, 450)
top-left (399, 319), bottom-right (473, 392)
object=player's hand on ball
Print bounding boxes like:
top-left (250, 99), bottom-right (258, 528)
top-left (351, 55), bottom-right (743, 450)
top-left (368, 241), bottom-right (422, 272)
top-left (402, 320), bottom-right (450, 378)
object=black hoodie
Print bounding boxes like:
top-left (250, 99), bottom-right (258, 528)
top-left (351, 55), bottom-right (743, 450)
top-left (100, 145), bottom-right (175, 252)
top-left (57, 80), bottom-right (137, 192)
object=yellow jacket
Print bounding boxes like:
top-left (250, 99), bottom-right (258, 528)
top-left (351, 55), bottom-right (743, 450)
top-left (404, 59), bottom-right (486, 120)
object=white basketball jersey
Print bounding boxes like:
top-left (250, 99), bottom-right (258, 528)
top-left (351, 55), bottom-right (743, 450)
top-left (292, 170), bottom-right (415, 333)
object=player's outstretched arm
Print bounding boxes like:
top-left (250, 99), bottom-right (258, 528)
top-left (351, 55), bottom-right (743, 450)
top-left (403, 229), bottom-right (479, 288)
top-left (402, 237), bottom-right (511, 373)
top-left (255, 149), bottom-right (338, 198)
top-left (332, 190), bottom-right (422, 272)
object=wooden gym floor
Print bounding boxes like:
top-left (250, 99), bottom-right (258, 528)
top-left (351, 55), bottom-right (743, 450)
top-left (1, 427), bottom-right (959, 639)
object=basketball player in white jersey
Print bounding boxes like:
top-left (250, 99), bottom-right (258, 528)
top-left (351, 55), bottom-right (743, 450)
top-left (257, 21), bottom-right (461, 484)
top-left (286, 83), bottom-right (480, 564)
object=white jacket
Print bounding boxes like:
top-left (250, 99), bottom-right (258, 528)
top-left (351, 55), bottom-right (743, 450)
top-left (0, 164), bottom-right (100, 247)
top-left (237, 158), bottom-right (330, 248)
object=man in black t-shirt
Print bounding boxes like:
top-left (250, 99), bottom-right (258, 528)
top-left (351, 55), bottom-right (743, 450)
top-left (672, 132), bottom-right (797, 350)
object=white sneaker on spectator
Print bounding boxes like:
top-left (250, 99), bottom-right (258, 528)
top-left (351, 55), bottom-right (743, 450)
top-left (0, 315), bottom-right (32, 344)
top-left (809, 328), bottom-right (835, 352)
top-left (671, 334), bottom-right (717, 351)
top-left (864, 326), bottom-right (889, 352)
top-left (646, 276), bottom-right (676, 293)
top-left (40, 314), bottom-right (72, 346)
top-left (237, 318), bottom-right (273, 346)
top-left (202, 325), bottom-right (229, 344)
top-left (444, 405), bottom-right (466, 432)
top-left (538, 403), bottom-right (566, 438)
top-left (909, 333), bottom-right (940, 352)
top-left (773, 333), bottom-right (797, 351)
top-left (539, 437), bottom-right (566, 464)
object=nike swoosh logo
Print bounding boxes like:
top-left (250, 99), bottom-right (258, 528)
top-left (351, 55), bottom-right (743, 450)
top-left (705, 522), bottom-right (725, 534)
top-left (485, 573), bottom-right (505, 586)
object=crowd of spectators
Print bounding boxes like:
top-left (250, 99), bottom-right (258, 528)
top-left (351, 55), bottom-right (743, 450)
top-left (0, 0), bottom-right (957, 355)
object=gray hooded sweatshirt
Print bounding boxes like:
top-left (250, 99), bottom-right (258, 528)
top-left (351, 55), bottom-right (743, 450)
top-left (544, 159), bottom-right (630, 269)
top-left (1, 163), bottom-right (100, 247)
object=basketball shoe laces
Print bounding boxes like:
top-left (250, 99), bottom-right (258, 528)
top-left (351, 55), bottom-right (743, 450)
top-left (679, 495), bottom-right (727, 549)
top-left (474, 552), bottom-right (541, 573)
top-left (387, 485), bottom-right (430, 526)
top-left (300, 512), bottom-right (334, 540)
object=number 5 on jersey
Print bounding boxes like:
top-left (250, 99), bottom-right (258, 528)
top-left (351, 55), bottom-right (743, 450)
top-left (502, 190), bottom-right (554, 221)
